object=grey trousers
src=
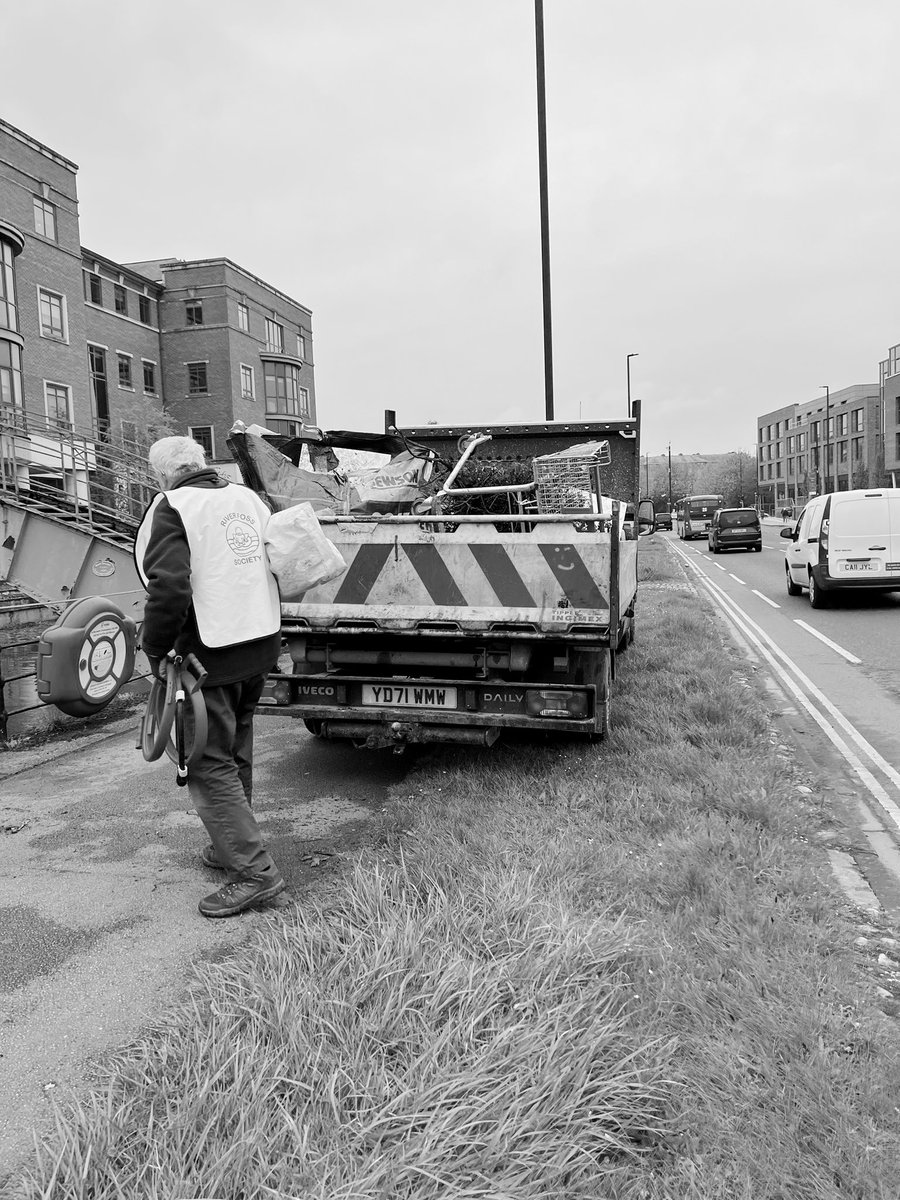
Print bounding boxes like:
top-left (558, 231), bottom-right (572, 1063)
top-left (187, 675), bottom-right (279, 881)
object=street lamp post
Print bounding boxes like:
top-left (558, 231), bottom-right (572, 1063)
top-left (535, 0), bottom-right (554, 420)
top-left (626, 353), bottom-right (638, 417)
top-left (820, 385), bottom-right (830, 492)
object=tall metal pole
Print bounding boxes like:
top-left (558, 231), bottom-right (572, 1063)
top-left (821, 385), bottom-right (830, 492)
top-left (535, 0), bottom-right (554, 421)
top-left (626, 352), bottom-right (638, 417)
top-left (667, 442), bottom-right (672, 508)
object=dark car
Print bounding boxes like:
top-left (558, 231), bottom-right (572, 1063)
top-left (655, 510), bottom-right (673, 530)
top-left (708, 507), bottom-right (762, 553)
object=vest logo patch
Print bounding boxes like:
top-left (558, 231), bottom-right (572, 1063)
top-left (224, 520), bottom-right (260, 558)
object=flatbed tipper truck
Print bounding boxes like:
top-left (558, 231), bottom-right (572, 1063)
top-left (228, 403), bottom-right (652, 751)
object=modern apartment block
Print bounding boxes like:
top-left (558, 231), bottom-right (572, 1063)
top-left (757, 384), bottom-right (884, 510)
top-left (1, 116), bottom-right (316, 495)
top-left (878, 342), bottom-right (900, 486)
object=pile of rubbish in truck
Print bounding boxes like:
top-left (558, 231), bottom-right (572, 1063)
top-left (227, 421), bottom-right (616, 523)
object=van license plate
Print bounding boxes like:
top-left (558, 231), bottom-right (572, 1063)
top-left (840, 560), bottom-right (879, 573)
top-left (362, 684), bottom-right (458, 709)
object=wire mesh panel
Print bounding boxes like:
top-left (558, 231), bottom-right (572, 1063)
top-left (532, 440), bottom-right (611, 514)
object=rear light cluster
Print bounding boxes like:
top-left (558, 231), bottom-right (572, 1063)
top-left (525, 689), bottom-right (588, 719)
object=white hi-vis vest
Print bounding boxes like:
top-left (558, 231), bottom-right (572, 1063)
top-left (136, 483), bottom-right (281, 648)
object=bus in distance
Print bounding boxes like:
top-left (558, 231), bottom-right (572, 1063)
top-left (676, 494), bottom-right (724, 540)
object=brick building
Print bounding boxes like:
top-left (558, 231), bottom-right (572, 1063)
top-left (1, 116), bottom-right (316, 493)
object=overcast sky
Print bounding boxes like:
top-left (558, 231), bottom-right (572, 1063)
top-left (4, 0), bottom-right (898, 455)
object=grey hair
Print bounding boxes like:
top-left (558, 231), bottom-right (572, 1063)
top-left (148, 436), bottom-right (207, 485)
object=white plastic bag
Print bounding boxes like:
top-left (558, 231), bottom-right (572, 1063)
top-left (263, 502), bottom-right (347, 601)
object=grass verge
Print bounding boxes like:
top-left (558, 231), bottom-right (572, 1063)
top-left (11, 546), bottom-right (900, 1199)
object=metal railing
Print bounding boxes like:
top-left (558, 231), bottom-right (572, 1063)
top-left (0, 402), bottom-right (157, 537)
top-left (0, 632), bottom-right (41, 743)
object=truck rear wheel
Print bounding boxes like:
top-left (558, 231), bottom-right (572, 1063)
top-left (616, 616), bottom-right (635, 652)
top-left (588, 649), bottom-right (611, 742)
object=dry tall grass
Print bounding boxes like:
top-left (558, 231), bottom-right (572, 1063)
top-left (11, 553), bottom-right (900, 1199)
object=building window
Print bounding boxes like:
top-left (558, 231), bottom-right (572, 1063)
top-left (850, 409), bottom-right (864, 432)
top-left (139, 294), bottom-right (151, 324)
top-left (851, 437), bottom-right (863, 461)
top-left (190, 425), bottom-right (214, 457)
top-left (240, 364), bottom-right (255, 400)
top-left (88, 273), bottom-right (102, 305)
top-left (238, 302), bottom-right (249, 332)
top-left (188, 362), bottom-right (208, 394)
top-left (265, 318), bottom-right (284, 353)
top-left (38, 288), bottom-right (66, 340)
top-left (0, 238), bottom-right (19, 333)
top-left (896, 432), bottom-right (900, 460)
top-left (185, 300), bottom-right (203, 326)
top-left (117, 353), bottom-right (133, 389)
top-left (88, 345), bottom-right (110, 435)
top-left (787, 457), bottom-right (794, 477)
top-left (838, 441), bottom-right (848, 464)
top-left (837, 412), bottom-right (848, 436)
top-left (264, 360), bottom-right (306, 417)
top-left (896, 398), bottom-right (900, 425)
top-left (142, 360), bottom-right (156, 394)
top-left (44, 381), bottom-right (72, 431)
top-left (33, 197), bottom-right (57, 241)
top-left (0, 339), bottom-right (24, 411)
top-left (114, 284), bottom-right (128, 315)
top-left (297, 331), bottom-right (306, 360)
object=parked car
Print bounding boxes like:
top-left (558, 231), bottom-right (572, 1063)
top-left (781, 488), bottom-right (900, 607)
top-left (707, 507), bottom-right (762, 553)
top-left (655, 510), bottom-right (673, 530)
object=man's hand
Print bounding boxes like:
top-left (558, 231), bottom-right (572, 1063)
top-left (146, 656), bottom-right (168, 681)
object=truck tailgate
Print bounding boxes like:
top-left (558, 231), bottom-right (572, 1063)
top-left (282, 521), bottom-right (637, 634)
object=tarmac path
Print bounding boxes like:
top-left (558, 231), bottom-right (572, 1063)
top-left (0, 712), bottom-right (408, 1180)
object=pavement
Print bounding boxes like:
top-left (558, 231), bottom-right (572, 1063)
top-left (0, 710), bottom-right (409, 1184)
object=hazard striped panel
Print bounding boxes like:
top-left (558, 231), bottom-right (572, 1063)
top-left (284, 525), bottom-right (637, 631)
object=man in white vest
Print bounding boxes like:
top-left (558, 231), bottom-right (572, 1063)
top-left (136, 436), bottom-right (285, 917)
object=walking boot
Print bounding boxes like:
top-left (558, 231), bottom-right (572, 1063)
top-left (201, 844), bottom-right (223, 870)
top-left (198, 874), bottom-right (286, 918)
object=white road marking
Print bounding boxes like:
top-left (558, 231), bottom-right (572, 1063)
top-left (753, 589), bottom-right (780, 608)
top-left (728, 574), bottom-right (746, 584)
top-left (667, 541), bottom-right (900, 834)
top-left (793, 619), bottom-right (862, 664)
top-left (714, 562), bottom-right (726, 570)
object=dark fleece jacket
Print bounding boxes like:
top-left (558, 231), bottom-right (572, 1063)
top-left (139, 469), bottom-right (281, 686)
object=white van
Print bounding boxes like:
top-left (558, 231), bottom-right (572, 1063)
top-left (780, 489), bottom-right (900, 607)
